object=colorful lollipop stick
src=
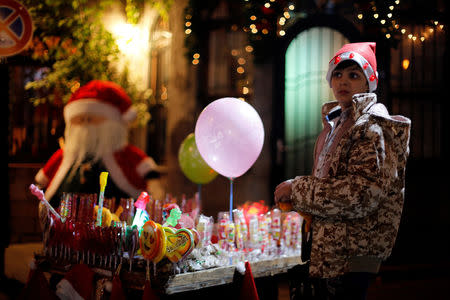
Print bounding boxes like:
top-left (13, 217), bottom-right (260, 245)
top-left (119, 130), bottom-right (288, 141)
top-left (96, 172), bottom-right (109, 227)
top-left (29, 184), bottom-right (63, 222)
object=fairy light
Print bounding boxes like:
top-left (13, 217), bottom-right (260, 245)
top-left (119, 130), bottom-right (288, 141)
top-left (402, 59), bottom-right (410, 70)
top-left (401, 29), bottom-right (406, 34)
top-left (262, 28), bottom-right (269, 35)
top-left (237, 66), bottom-right (245, 74)
top-left (279, 30), bottom-right (285, 36)
top-left (193, 53), bottom-right (200, 59)
top-left (284, 11), bottom-right (290, 19)
top-left (380, 19), bottom-right (386, 24)
top-left (243, 87), bottom-right (249, 95)
top-left (264, 3), bottom-right (270, 8)
top-left (250, 15), bottom-right (256, 21)
top-left (386, 33), bottom-right (391, 39)
top-left (373, 13), bottom-right (379, 19)
top-left (387, 13), bottom-right (392, 18)
top-left (289, 5), bottom-right (295, 10)
top-left (357, 14), bottom-right (363, 19)
top-left (245, 45), bottom-right (253, 53)
top-left (420, 36), bottom-right (425, 42)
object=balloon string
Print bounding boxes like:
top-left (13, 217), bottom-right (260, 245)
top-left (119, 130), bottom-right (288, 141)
top-left (229, 178), bottom-right (234, 223)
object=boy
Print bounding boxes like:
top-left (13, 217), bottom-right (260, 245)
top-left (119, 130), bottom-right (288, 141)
top-left (274, 42), bottom-right (411, 299)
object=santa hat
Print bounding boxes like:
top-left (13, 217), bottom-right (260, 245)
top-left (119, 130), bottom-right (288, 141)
top-left (56, 264), bottom-right (95, 300)
top-left (64, 80), bottom-right (137, 124)
top-left (239, 261), bottom-right (259, 300)
top-left (326, 42), bottom-right (378, 92)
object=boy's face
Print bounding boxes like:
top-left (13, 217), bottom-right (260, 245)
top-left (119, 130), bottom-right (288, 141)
top-left (331, 63), bottom-right (369, 108)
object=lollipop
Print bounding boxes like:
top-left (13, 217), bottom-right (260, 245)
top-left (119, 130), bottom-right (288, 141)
top-left (164, 227), bottom-right (194, 263)
top-left (153, 224), bottom-right (167, 263)
top-left (139, 220), bottom-right (161, 261)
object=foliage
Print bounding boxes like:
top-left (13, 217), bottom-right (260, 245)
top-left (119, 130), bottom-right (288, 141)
top-left (20, 0), bottom-right (172, 126)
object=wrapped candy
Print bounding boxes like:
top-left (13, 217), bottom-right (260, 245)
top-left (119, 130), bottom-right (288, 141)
top-left (248, 214), bottom-right (259, 249)
top-left (233, 209), bottom-right (247, 250)
top-left (119, 198), bottom-right (135, 225)
top-left (217, 212), bottom-right (230, 250)
top-left (258, 213), bottom-right (271, 253)
top-left (196, 214), bottom-right (213, 247)
top-left (132, 192), bottom-right (150, 230)
top-left (270, 209), bottom-right (282, 247)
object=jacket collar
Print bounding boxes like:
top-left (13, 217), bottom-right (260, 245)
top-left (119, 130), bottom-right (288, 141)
top-left (322, 93), bottom-right (377, 125)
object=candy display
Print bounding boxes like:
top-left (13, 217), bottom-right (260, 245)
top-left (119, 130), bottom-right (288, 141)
top-left (34, 184), bottom-right (303, 278)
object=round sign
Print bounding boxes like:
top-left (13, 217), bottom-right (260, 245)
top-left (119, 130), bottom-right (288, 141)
top-left (0, 0), bottom-right (33, 57)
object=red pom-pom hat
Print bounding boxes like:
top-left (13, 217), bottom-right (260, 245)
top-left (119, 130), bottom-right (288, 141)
top-left (64, 80), bottom-right (137, 123)
top-left (326, 42), bottom-right (378, 92)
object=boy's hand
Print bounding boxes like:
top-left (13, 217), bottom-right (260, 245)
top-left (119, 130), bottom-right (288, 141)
top-left (274, 179), bottom-right (293, 205)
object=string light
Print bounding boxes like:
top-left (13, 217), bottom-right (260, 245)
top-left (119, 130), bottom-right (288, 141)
top-left (357, 14), bottom-right (363, 19)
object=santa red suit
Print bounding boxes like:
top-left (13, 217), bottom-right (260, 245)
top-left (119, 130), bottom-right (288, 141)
top-left (35, 80), bottom-right (160, 204)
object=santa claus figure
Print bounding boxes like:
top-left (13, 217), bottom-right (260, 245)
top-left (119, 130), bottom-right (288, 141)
top-left (35, 80), bottom-right (163, 206)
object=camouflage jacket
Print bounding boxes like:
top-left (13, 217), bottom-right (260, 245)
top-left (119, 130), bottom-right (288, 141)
top-left (291, 93), bottom-right (411, 278)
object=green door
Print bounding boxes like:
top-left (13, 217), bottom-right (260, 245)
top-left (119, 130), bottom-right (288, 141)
top-left (284, 27), bottom-right (348, 178)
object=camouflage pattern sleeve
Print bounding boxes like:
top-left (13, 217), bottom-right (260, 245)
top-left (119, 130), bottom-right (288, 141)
top-left (290, 122), bottom-right (385, 219)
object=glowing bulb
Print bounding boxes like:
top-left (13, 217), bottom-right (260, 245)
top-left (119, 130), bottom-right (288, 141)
top-left (401, 29), bottom-right (406, 34)
top-left (420, 36), bottom-right (425, 42)
top-left (358, 14), bottom-right (363, 20)
top-left (395, 0), bottom-right (400, 4)
top-left (289, 5), bottom-right (295, 10)
top-left (380, 19), bottom-right (386, 24)
top-left (279, 30), bottom-right (286, 36)
top-left (402, 59), bottom-right (410, 70)
top-left (237, 66), bottom-right (245, 74)
top-left (373, 13), bottom-right (379, 19)
top-left (250, 15), bottom-right (256, 21)
top-left (408, 34), bottom-right (413, 39)
top-left (386, 33), bottom-right (391, 39)
top-left (389, 6), bottom-right (394, 10)
top-left (243, 87), bottom-right (249, 94)
top-left (185, 21), bottom-right (191, 27)
top-left (434, 21), bottom-right (439, 25)
top-left (412, 36), bottom-right (417, 41)
top-left (185, 29), bottom-right (192, 34)
top-left (264, 3), bottom-right (270, 8)
top-left (245, 45), bottom-right (253, 52)
top-left (387, 13), bottom-right (392, 18)
top-left (284, 12), bottom-right (290, 19)
top-left (193, 53), bottom-right (200, 59)
top-left (262, 29), bottom-right (269, 35)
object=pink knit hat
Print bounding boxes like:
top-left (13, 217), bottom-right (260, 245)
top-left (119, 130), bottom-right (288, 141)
top-left (64, 80), bottom-right (137, 123)
top-left (326, 42), bottom-right (378, 92)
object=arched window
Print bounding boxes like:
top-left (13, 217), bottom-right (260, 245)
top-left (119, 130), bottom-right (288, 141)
top-left (284, 27), bottom-right (348, 178)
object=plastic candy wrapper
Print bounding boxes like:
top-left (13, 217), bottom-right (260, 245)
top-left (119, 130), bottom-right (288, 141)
top-left (247, 214), bottom-right (259, 249)
top-left (233, 209), bottom-right (247, 250)
top-left (196, 214), bottom-right (213, 247)
top-left (281, 211), bottom-right (303, 255)
top-left (217, 212), bottom-right (230, 250)
top-left (258, 213), bottom-right (271, 254)
top-left (119, 198), bottom-right (135, 225)
top-left (270, 208), bottom-right (282, 247)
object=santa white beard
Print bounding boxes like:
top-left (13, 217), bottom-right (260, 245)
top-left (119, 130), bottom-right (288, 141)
top-left (63, 119), bottom-right (128, 180)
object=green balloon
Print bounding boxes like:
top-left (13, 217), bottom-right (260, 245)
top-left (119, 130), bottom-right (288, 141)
top-left (178, 133), bottom-right (218, 184)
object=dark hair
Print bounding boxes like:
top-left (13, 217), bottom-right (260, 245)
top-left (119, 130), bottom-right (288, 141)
top-left (334, 60), bottom-right (361, 71)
